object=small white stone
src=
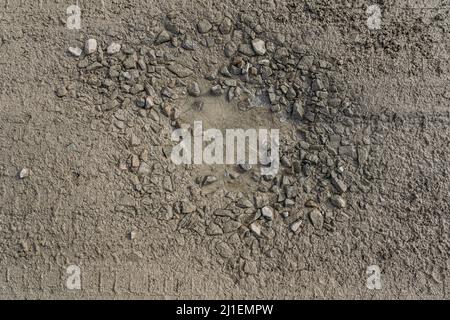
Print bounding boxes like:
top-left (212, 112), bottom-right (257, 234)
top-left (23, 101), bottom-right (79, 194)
top-left (68, 46), bottom-right (82, 57)
top-left (249, 222), bottom-right (261, 236)
top-left (145, 96), bottom-right (155, 108)
top-left (251, 39), bottom-right (266, 55)
top-left (84, 38), bottom-right (97, 55)
top-left (309, 209), bottom-right (324, 229)
top-left (290, 219), bottom-right (303, 233)
top-left (107, 42), bottom-right (121, 54)
top-left (129, 134), bottom-right (141, 146)
top-left (137, 162), bottom-right (151, 176)
top-left (19, 168), bottom-right (30, 179)
top-left (261, 206), bottom-right (273, 220)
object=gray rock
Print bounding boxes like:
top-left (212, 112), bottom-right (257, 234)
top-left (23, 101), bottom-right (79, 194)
top-left (167, 64), bottom-right (193, 78)
top-left (290, 219), bottom-right (303, 232)
top-left (274, 47), bottom-right (289, 61)
top-left (129, 231), bottom-right (137, 240)
top-left (238, 43), bottom-right (255, 56)
top-left (107, 42), bottom-right (121, 54)
top-left (155, 30), bottom-right (171, 45)
top-left (216, 241), bottom-right (233, 258)
top-left (129, 134), bottom-right (141, 146)
top-left (251, 39), bottom-right (266, 55)
top-left (18, 168), bottom-right (31, 179)
top-left (220, 66), bottom-right (232, 77)
top-left (309, 209), bottom-right (323, 229)
top-left (330, 195), bottom-right (346, 208)
top-left (261, 206), bottom-right (273, 220)
top-left (249, 222), bottom-right (261, 236)
top-left (135, 98), bottom-right (146, 108)
top-left (197, 19), bottom-right (212, 33)
top-left (222, 219), bottom-right (241, 233)
top-left (161, 87), bottom-right (178, 99)
top-left (285, 199), bottom-right (295, 207)
top-left (243, 260), bottom-right (258, 274)
top-left (56, 86), bottom-right (67, 97)
top-left (187, 82), bottom-right (201, 97)
top-left (219, 17), bottom-right (233, 34)
top-left (358, 146), bottom-right (369, 166)
top-left (145, 96), bottom-right (155, 108)
top-left (137, 161), bottom-right (151, 175)
top-left (210, 85), bottom-right (223, 96)
top-left (163, 176), bottom-right (173, 191)
top-left (206, 222), bottom-right (223, 236)
top-left (182, 38), bottom-right (196, 50)
top-left (237, 198), bottom-right (253, 208)
top-left (224, 79), bottom-right (237, 87)
top-left (331, 175), bottom-right (347, 194)
top-left (224, 42), bottom-right (237, 57)
top-left (84, 38), bottom-right (97, 55)
top-left (68, 47), bottom-right (82, 57)
top-left (292, 100), bottom-right (304, 120)
top-left (312, 78), bottom-right (325, 92)
top-left (130, 83), bottom-right (144, 94)
top-left (203, 175), bottom-right (218, 186)
top-left (123, 56), bottom-right (136, 69)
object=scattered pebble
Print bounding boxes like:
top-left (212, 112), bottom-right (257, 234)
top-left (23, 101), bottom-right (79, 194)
top-left (155, 30), bottom-right (171, 45)
top-left (84, 38), bottom-right (97, 55)
top-left (330, 195), bottom-right (347, 208)
top-left (290, 219), bottom-right (303, 233)
top-left (207, 222), bottom-right (223, 236)
top-left (219, 17), bottom-right (233, 34)
top-left (18, 168), bottom-right (30, 179)
top-left (210, 84), bottom-right (223, 96)
top-left (56, 86), bottom-right (67, 98)
top-left (309, 209), bottom-right (324, 229)
top-left (68, 47), bottom-right (82, 57)
top-left (182, 201), bottom-right (196, 214)
top-left (261, 206), bottom-right (273, 220)
top-left (197, 19), bottom-right (212, 33)
top-left (167, 64), bottom-right (193, 78)
top-left (203, 175), bottom-right (218, 186)
top-left (251, 39), bottom-right (266, 55)
top-left (129, 231), bottom-right (137, 240)
top-left (237, 198), bottom-right (253, 208)
top-left (243, 260), bottom-right (258, 274)
top-left (138, 162), bottom-right (151, 175)
top-left (292, 101), bottom-right (304, 119)
top-left (249, 222), bottom-right (261, 236)
top-left (187, 82), bottom-right (201, 97)
top-left (107, 42), bottom-right (121, 54)
top-left (129, 134), bottom-right (141, 146)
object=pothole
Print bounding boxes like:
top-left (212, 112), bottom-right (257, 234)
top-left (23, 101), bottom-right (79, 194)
top-left (56, 12), bottom-right (376, 277)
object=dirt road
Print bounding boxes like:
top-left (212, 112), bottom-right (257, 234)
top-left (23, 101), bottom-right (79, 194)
top-left (0, 0), bottom-right (448, 299)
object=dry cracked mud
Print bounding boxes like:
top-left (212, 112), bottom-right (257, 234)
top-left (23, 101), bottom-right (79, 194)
top-left (0, 0), bottom-right (449, 299)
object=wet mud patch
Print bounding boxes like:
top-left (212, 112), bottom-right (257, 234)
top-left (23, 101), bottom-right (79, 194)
top-left (176, 94), bottom-right (293, 194)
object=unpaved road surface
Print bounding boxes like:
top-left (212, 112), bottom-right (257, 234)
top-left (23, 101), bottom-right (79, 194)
top-left (0, 0), bottom-right (449, 299)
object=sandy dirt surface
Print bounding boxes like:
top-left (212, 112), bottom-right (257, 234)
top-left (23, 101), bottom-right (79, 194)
top-left (0, 0), bottom-right (449, 299)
